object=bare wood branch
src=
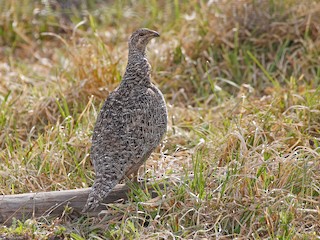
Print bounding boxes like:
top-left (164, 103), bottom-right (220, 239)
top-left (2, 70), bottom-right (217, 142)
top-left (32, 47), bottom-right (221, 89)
top-left (0, 184), bottom-right (130, 225)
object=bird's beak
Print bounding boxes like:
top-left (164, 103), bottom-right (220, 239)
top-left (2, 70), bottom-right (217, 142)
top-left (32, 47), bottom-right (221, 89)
top-left (149, 30), bottom-right (160, 38)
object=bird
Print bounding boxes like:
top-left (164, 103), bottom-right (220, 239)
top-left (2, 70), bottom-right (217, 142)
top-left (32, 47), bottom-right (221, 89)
top-left (82, 28), bottom-right (168, 212)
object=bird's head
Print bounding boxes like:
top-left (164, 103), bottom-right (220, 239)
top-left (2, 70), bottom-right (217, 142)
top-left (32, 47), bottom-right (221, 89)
top-left (128, 28), bottom-right (160, 55)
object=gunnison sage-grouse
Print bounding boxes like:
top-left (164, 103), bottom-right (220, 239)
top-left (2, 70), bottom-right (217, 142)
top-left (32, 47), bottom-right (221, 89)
top-left (83, 28), bottom-right (167, 212)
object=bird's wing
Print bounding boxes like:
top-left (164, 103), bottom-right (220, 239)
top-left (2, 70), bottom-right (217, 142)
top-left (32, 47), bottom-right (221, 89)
top-left (91, 86), bottom-right (166, 170)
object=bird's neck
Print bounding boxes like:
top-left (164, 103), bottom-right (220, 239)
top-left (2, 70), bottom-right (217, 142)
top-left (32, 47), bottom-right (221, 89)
top-left (120, 50), bottom-right (151, 88)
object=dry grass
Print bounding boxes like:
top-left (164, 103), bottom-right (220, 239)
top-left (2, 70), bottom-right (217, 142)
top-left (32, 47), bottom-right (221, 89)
top-left (0, 0), bottom-right (319, 239)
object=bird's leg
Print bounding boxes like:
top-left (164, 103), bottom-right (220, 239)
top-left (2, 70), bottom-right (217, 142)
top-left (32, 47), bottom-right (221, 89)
top-left (132, 170), bottom-right (139, 183)
top-left (124, 169), bottom-right (140, 184)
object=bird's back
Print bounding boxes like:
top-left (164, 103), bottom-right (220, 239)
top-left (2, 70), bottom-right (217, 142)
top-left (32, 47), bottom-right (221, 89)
top-left (91, 83), bottom-right (167, 178)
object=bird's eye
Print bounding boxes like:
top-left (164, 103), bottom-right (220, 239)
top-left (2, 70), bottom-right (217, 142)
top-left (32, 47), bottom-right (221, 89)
top-left (139, 32), bottom-right (144, 36)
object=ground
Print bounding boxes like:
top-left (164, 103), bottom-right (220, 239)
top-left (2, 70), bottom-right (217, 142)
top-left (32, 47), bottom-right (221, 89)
top-left (0, 0), bottom-right (319, 239)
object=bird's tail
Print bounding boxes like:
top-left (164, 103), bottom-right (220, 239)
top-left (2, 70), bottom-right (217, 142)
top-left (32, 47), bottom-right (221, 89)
top-left (82, 176), bottom-right (118, 212)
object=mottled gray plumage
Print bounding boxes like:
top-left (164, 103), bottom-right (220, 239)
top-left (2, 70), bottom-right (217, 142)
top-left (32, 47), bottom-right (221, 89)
top-left (83, 28), bottom-right (167, 212)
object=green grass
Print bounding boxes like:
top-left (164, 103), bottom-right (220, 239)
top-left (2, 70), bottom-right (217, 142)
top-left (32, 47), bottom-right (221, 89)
top-left (0, 0), bottom-right (319, 239)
